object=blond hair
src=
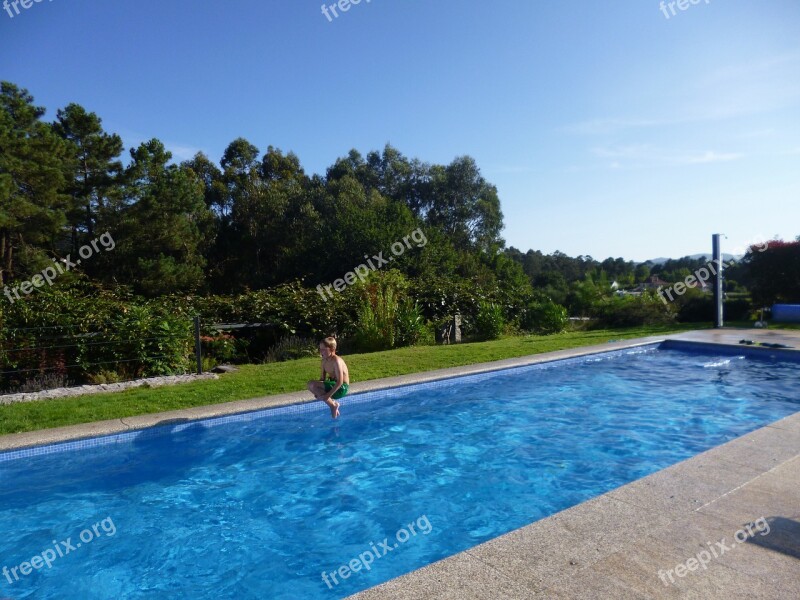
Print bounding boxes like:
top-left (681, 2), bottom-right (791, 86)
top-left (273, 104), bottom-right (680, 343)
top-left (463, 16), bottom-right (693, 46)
top-left (321, 336), bottom-right (337, 351)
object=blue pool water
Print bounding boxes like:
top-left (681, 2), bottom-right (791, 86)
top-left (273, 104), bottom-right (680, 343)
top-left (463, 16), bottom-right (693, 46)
top-left (1, 342), bottom-right (798, 599)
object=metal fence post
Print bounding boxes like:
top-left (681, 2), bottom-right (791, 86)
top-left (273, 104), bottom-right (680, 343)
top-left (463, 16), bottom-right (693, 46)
top-left (193, 316), bottom-right (202, 374)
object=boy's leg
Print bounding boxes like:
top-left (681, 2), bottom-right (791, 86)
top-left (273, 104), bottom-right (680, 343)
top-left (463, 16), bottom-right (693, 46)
top-left (307, 380), bottom-right (325, 397)
top-left (308, 380), bottom-right (340, 419)
top-left (323, 381), bottom-right (341, 418)
top-left (327, 398), bottom-right (340, 419)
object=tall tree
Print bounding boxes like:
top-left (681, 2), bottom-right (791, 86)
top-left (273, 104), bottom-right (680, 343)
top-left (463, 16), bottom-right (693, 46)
top-left (425, 156), bottom-right (504, 252)
top-left (109, 139), bottom-right (212, 295)
top-left (53, 103), bottom-right (123, 258)
top-left (743, 240), bottom-right (800, 305)
top-left (227, 146), bottom-right (314, 289)
top-left (363, 145), bottom-right (431, 217)
top-left (0, 82), bottom-right (72, 285)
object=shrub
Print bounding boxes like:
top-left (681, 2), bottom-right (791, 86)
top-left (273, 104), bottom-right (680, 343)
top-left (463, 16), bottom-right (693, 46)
top-left (724, 297), bottom-right (752, 322)
top-left (0, 281), bottom-right (194, 388)
top-left (593, 294), bottom-right (676, 327)
top-left (86, 370), bottom-right (122, 385)
top-left (349, 279), bottom-right (398, 352)
top-left (200, 332), bottom-right (240, 363)
top-left (521, 301), bottom-right (569, 334)
top-left (675, 292), bottom-right (753, 323)
top-left (676, 291), bottom-right (712, 322)
top-left (414, 276), bottom-right (501, 327)
top-left (101, 305), bottom-right (193, 378)
top-left (7, 372), bottom-right (71, 394)
top-left (474, 301), bottom-right (505, 340)
top-left (347, 270), bottom-right (429, 352)
top-left (395, 299), bottom-right (428, 347)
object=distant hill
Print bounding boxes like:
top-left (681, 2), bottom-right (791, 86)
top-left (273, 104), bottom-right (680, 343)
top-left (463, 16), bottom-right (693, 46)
top-left (643, 253), bottom-right (741, 265)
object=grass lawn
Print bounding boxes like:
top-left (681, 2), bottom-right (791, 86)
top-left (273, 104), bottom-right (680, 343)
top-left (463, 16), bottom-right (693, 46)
top-left (0, 323), bottom-right (703, 436)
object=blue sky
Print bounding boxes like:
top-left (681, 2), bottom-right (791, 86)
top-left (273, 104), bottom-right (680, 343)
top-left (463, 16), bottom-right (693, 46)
top-left (2, 0), bottom-right (799, 262)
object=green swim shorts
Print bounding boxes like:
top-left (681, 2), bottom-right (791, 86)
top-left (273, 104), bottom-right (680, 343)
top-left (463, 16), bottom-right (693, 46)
top-left (324, 380), bottom-right (349, 400)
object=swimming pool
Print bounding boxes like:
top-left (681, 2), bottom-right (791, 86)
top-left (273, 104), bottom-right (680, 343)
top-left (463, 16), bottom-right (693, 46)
top-left (0, 342), bottom-right (798, 599)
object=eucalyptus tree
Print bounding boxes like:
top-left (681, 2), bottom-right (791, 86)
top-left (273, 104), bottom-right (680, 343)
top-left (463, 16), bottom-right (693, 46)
top-left (424, 156), bottom-right (503, 253)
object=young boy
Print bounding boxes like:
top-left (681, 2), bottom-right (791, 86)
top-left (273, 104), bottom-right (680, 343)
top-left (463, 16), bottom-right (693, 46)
top-left (307, 337), bottom-right (350, 419)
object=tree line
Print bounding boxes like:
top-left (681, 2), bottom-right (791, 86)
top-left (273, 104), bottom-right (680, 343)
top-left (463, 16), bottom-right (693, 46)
top-left (1, 81), bottom-right (515, 298)
top-left (1, 80), bottom-right (797, 315)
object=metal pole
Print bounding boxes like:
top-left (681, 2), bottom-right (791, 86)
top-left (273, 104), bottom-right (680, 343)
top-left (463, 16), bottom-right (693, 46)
top-left (193, 316), bottom-right (203, 374)
top-left (712, 234), bottom-right (723, 328)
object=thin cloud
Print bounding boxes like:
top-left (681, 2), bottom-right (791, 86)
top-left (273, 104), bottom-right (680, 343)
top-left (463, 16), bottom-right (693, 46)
top-left (485, 165), bottom-right (533, 174)
top-left (683, 151), bottom-right (744, 164)
top-left (564, 53), bottom-right (800, 136)
top-left (591, 144), bottom-right (744, 167)
top-left (563, 118), bottom-right (668, 136)
top-left (165, 143), bottom-right (205, 162)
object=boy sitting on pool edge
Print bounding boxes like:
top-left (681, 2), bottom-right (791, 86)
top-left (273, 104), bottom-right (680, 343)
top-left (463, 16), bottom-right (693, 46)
top-left (307, 337), bottom-right (350, 419)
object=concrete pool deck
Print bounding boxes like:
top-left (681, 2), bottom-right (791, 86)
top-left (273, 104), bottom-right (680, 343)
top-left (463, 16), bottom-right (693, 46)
top-left (0, 328), bottom-right (798, 598)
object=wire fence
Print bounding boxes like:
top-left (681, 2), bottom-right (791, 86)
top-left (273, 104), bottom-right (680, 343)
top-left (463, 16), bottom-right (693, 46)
top-left (0, 319), bottom-right (287, 397)
top-left (0, 322), bottom-right (195, 396)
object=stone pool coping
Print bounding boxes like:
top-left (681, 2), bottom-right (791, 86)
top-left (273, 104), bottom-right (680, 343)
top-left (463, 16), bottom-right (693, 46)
top-left (1, 328), bottom-right (798, 597)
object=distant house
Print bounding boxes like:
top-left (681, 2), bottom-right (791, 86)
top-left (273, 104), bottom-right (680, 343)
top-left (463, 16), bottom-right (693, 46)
top-left (686, 277), bottom-right (711, 291)
top-left (630, 275), bottom-right (670, 293)
top-left (610, 280), bottom-right (620, 291)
